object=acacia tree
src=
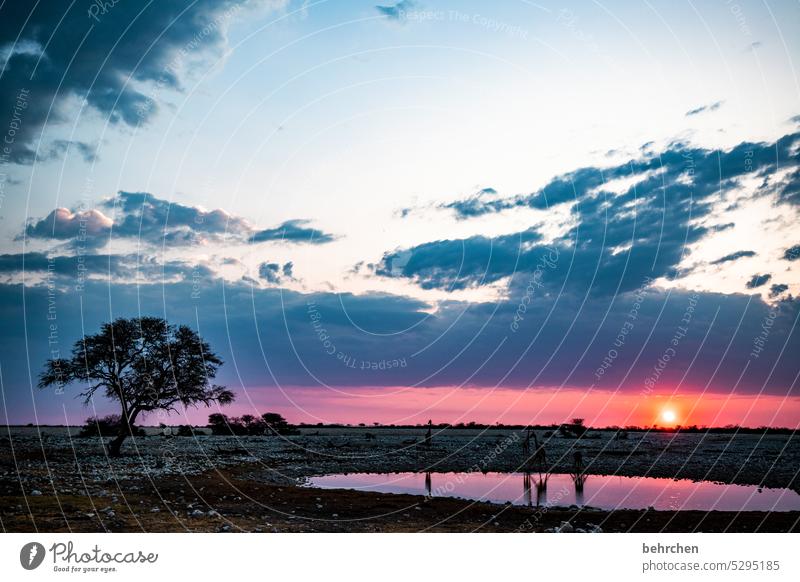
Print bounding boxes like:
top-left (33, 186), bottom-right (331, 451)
top-left (39, 316), bottom-right (234, 456)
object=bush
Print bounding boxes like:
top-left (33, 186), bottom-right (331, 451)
top-left (208, 413), bottom-right (245, 435)
top-left (78, 415), bottom-right (145, 438)
top-left (175, 425), bottom-right (197, 437)
top-left (261, 412), bottom-right (298, 435)
top-left (207, 412), bottom-right (297, 436)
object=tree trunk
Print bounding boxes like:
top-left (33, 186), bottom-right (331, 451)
top-left (107, 409), bottom-right (138, 457)
top-left (107, 432), bottom-right (126, 457)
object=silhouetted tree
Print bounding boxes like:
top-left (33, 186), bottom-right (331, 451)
top-left (208, 413), bottom-right (245, 435)
top-left (38, 317), bottom-right (234, 456)
top-left (261, 412), bottom-right (295, 435)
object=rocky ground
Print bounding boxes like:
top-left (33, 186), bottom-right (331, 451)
top-left (2, 426), bottom-right (799, 532)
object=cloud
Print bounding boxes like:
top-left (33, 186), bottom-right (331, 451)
top-left (710, 250), bottom-right (757, 265)
top-left (685, 101), bottom-right (724, 117)
top-left (25, 191), bottom-right (335, 248)
top-left (3, 277), bottom-right (797, 424)
top-left (440, 131), bottom-right (800, 221)
top-left (258, 263), bottom-right (281, 284)
top-left (375, 229), bottom-right (543, 290)
top-left (0, 251), bottom-right (212, 284)
top-left (378, 132), bottom-right (800, 298)
top-left (770, 283), bottom-right (789, 298)
top-left (258, 261), bottom-right (295, 285)
top-left (249, 219), bottom-right (336, 245)
top-left (0, 1), bottom-right (272, 164)
top-left (36, 140), bottom-right (98, 163)
top-left (25, 208), bottom-right (113, 240)
top-left (375, 0), bottom-right (415, 21)
top-left (784, 244), bottom-right (800, 261)
top-left (746, 273), bottom-right (772, 289)
top-left (436, 187), bottom-right (506, 220)
top-left (107, 191), bottom-right (251, 244)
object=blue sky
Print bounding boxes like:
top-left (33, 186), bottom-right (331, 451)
top-left (1, 0), bottom-right (799, 426)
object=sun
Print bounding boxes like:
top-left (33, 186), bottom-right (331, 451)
top-left (661, 409), bottom-right (677, 424)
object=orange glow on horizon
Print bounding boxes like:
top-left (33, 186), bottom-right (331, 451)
top-left (205, 386), bottom-right (800, 429)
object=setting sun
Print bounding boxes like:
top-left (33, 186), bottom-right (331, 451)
top-left (661, 409), bottom-right (677, 424)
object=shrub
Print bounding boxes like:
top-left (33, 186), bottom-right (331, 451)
top-left (175, 425), bottom-right (197, 437)
top-left (78, 415), bottom-right (145, 438)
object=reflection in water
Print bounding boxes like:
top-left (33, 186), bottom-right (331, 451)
top-left (308, 471), bottom-right (800, 512)
top-left (571, 451), bottom-right (587, 506)
top-left (523, 472), bottom-right (532, 507)
top-left (535, 475), bottom-right (548, 507)
top-left (574, 480), bottom-right (585, 507)
top-left (521, 472), bottom-right (549, 507)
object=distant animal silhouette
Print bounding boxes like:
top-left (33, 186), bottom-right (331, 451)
top-left (572, 450), bottom-right (587, 490)
top-left (424, 420), bottom-right (432, 448)
top-left (524, 428), bottom-right (547, 471)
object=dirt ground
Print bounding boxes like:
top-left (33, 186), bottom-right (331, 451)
top-left (2, 426), bottom-right (799, 532)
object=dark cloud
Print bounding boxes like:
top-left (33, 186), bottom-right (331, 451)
top-left (259, 263), bottom-right (281, 284)
top-left (746, 273), bottom-right (772, 289)
top-left (685, 101), bottom-right (724, 117)
top-left (0, 251), bottom-right (211, 284)
top-left (0, 0), bottom-right (260, 164)
top-left (106, 191), bottom-right (251, 243)
top-left (711, 250), bottom-right (757, 265)
top-left (784, 245), bottom-right (800, 261)
top-left (712, 222), bottom-right (735, 232)
top-left (25, 208), bottom-right (113, 240)
top-left (437, 187), bottom-right (507, 219)
top-left (440, 131), bottom-right (800, 221)
top-left (770, 283), bottom-right (789, 298)
top-left (25, 191), bottom-right (335, 248)
top-left (375, 229), bottom-right (543, 290)
top-left (258, 261), bottom-right (295, 285)
top-left (249, 219), bottom-right (336, 245)
top-left (379, 132), bottom-right (800, 298)
top-left (375, 0), bottom-right (415, 21)
top-left (3, 277), bottom-right (798, 423)
top-left (36, 140), bottom-right (97, 163)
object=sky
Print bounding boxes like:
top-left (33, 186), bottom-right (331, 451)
top-left (1, 0), bottom-right (799, 428)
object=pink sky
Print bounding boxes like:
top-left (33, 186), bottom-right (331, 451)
top-left (172, 386), bottom-right (800, 428)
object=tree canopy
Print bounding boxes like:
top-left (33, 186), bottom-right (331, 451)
top-left (39, 316), bottom-right (234, 455)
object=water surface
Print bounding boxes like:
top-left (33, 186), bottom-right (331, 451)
top-left (307, 471), bottom-right (800, 511)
